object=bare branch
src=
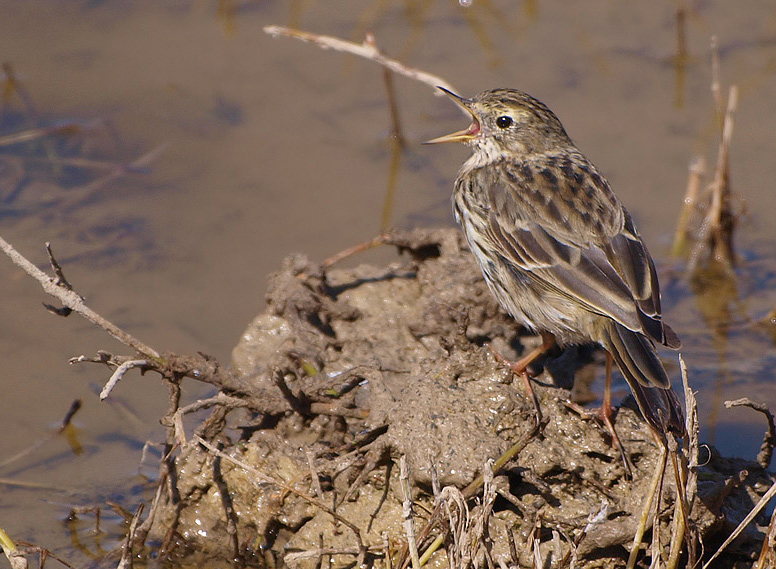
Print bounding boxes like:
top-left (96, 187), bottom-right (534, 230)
top-left (263, 26), bottom-right (463, 107)
top-left (117, 504), bottom-right (144, 569)
top-left (725, 397), bottom-right (775, 468)
top-left (101, 360), bottom-right (149, 400)
top-left (0, 236), bottom-right (161, 361)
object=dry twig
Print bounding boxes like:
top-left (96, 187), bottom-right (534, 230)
top-left (399, 456), bottom-right (421, 569)
top-left (195, 436), bottom-right (368, 562)
top-left (755, 504), bottom-right (776, 569)
top-left (724, 398), bottom-right (776, 469)
top-left (117, 504), bottom-right (144, 569)
top-left (702, 479), bottom-right (776, 569)
top-left (686, 37), bottom-right (739, 274)
top-left (264, 26), bottom-right (460, 102)
top-left (0, 237), bottom-right (161, 361)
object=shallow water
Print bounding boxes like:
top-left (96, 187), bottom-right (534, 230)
top-left (1, 1), bottom-right (775, 562)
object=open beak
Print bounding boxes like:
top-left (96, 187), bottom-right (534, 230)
top-left (423, 87), bottom-right (480, 144)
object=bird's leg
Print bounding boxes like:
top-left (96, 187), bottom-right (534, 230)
top-left (491, 332), bottom-right (555, 427)
top-left (601, 352), bottom-right (634, 478)
top-left (503, 331), bottom-right (556, 375)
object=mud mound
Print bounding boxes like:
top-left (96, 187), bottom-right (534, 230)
top-left (147, 228), bottom-right (772, 568)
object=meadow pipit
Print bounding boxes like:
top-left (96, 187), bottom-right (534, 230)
top-left (427, 88), bottom-right (685, 440)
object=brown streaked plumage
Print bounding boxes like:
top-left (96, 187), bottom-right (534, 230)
top-left (427, 87), bottom-right (685, 437)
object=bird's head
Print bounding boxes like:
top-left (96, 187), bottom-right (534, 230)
top-left (425, 87), bottom-right (572, 158)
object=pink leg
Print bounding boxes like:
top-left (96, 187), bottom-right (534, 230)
top-left (491, 332), bottom-right (555, 427)
top-left (600, 352), bottom-right (634, 478)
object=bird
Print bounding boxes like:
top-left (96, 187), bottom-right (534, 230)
top-left (426, 87), bottom-right (685, 442)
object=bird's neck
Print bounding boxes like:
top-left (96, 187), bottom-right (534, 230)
top-left (461, 140), bottom-right (508, 172)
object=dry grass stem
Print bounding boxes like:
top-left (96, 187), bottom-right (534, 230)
top-left (400, 456), bottom-right (421, 569)
top-left (263, 26), bottom-right (462, 108)
top-left (322, 233), bottom-right (392, 267)
top-left (379, 40), bottom-right (405, 231)
top-left (116, 504), bottom-right (144, 569)
top-left (285, 546), bottom-right (385, 565)
top-left (710, 36), bottom-right (724, 125)
top-left (675, 36), bottom-right (741, 274)
top-left (0, 528), bottom-right (27, 569)
top-left (195, 435), bottom-right (368, 560)
top-left (0, 122), bottom-right (82, 146)
top-left (679, 355), bottom-right (700, 565)
top-left (672, 156), bottom-right (706, 257)
top-left (754, 504), bottom-right (776, 569)
top-left (626, 439), bottom-right (667, 569)
top-left (685, 37), bottom-right (739, 273)
top-left (702, 479), bottom-right (776, 568)
top-left (305, 447), bottom-right (325, 498)
top-left (0, 399), bottom-right (82, 470)
top-left (706, 84), bottom-right (738, 264)
top-left (673, 7), bottom-right (689, 108)
top-left (433, 461), bottom-right (497, 569)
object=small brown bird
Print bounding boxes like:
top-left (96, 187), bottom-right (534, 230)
top-left (427, 87), bottom-right (685, 439)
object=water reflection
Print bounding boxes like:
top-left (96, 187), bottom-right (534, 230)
top-left (1, 1), bottom-right (775, 562)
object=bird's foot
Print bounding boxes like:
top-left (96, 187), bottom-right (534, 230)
top-left (600, 402), bottom-right (634, 479)
top-left (562, 399), bottom-right (634, 480)
top-left (490, 347), bottom-right (544, 429)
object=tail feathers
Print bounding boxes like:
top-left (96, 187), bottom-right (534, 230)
top-left (601, 322), bottom-right (686, 437)
top-left (628, 381), bottom-right (686, 439)
top-left (638, 313), bottom-right (682, 350)
top-left (606, 321), bottom-right (670, 388)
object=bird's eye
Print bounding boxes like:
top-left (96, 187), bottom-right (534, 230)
top-left (496, 116), bottom-right (513, 129)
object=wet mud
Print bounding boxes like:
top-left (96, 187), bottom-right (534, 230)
top-left (146, 229), bottom-right (773, 568)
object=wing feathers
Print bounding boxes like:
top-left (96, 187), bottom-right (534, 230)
top-left (484, 159), bottom-right (676, 348)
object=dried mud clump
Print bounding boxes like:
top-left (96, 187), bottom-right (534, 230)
top-left (147, 228), bottom-right (773, 568)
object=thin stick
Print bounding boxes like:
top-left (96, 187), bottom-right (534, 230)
top-left (688, 84), bottom-right (738, 273)
top-left (117, 503), bottom-right (144, 569)
top-left (285, 545), bottom-right (384, 564)
top-left (626, 438), bottom-right (667, 569)
top-left (195, 436), bottom-right (366, 556)
top-left (707, 85), bottom-right (738, 264)
top-left (306, 447), bottom-right (325, 499)
top-left (263, 26), bottom-right (463, 109)
top-left (0, 236), bottom-right (161, 361)
top-left (100, 360), bottom-right (149, 400)
top-left (322, 233), bottom-right (392, 267)
top-left (672, 156), bottom-right (706, 258)
top-left (462, 421), bottom-right (540, 499)
top-left (724, 397), bottom-right (775, 469)
top-left (0, 399), bottom-right (81, 468)
top-left (702, 479), bottom-right (776, 569)
top-left (754, 502), bottom-right (776, 569)
top-left (399, 456), bottom-right (421, 569)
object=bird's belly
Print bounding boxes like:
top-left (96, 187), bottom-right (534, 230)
top-left (466, 234), bottom-right (596, 346)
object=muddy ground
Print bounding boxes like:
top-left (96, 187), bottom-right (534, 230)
top-left (145, 228), bottom-right (773, 569)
